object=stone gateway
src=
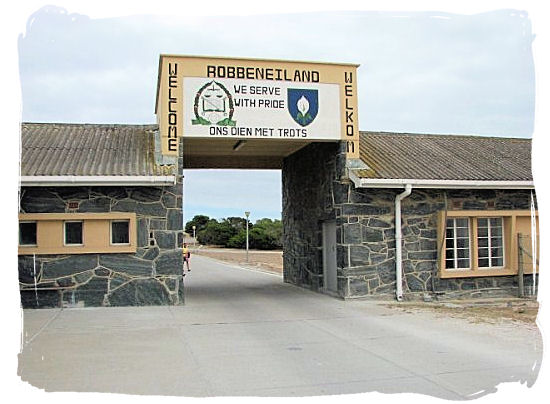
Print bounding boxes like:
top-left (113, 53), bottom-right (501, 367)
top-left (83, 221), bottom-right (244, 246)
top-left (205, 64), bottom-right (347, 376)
top-left (17, 55), bottom-right (539, 308)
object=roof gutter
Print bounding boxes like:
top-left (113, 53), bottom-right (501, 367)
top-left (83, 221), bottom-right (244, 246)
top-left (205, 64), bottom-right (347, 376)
top-left (348, 171), bottom-right (534, 190)
top-left (20, 175), bottom-right (177, 187)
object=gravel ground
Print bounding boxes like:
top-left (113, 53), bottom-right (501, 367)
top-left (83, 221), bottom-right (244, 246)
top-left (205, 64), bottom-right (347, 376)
top-left (384, 298), bottom-right (539, 327)
top-left (193, 246), bottom-right (283, 274)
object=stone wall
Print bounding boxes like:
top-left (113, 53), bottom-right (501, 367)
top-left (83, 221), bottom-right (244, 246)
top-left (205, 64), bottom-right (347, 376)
top-left (18, 181), bottom-right (185, 308)
top-left (282, 141), bottom-right (538, 300)
top-left (342, 188), bottom-right (538, 300)
top-left (282, 142), bottom-right (345, 293)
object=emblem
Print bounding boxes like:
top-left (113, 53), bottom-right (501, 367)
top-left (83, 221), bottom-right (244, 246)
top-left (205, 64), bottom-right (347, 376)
top-left (192, 81), bottom-right (236, 126)
top-left (287, 88), bottom-right (318, 127)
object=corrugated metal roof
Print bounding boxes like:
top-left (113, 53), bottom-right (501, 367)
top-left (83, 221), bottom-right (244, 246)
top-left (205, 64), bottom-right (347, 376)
top-left (358, 131), bottom-right (532, 181)
top-left (21, 123), bottom-right (175, 177)
top-left (21, 123), bottom-right (532, 182)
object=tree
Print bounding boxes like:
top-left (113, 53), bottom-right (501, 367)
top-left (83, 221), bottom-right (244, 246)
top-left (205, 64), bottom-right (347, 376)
top-left (196, 220), bottom-right (237, 246)
top-left (223, 217), bottom-right (248, 232)
top-left (185, 215), bottom-right (210, 234)
top-left (189, 215), bottom-right (282, 250)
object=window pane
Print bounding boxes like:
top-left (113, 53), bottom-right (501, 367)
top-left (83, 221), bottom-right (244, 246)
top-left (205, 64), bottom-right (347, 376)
top-left (491, 225), bottom-right (502, 237)
top-left (65, 222), bottom-right (83, 245)
top-left (446, 249), bottom-right (454, 259)
top-left (478, 258), bottom-right (489, 267)
top-left (490, 218), bottom-right (502, 227)
top-left (19, 222), bottom-right (37, 245)
top-left (456, 238), bottom-right (469, 248)
top-left (457, 259), bottom-right (470, 268)
top-left (456, 227), bottom-right (469, 238)
top-left (491, 237), bottom-right (503, 248)
top-left (112, 221), bottom-right (130, 244)
top-left (445, 259), bottom-right (455, 269)
top-left (478, 237), bottom-right (488, 247)
top-left (478, 247), bottom-right (489, 258)
top-left (477, 227), bottom-right (488, 237)
top-left (477, 218), bottom-right (488, 228)
top-left (491, 247), bottom-right (503, 258)
top-left (492, 257), bottom-right (503, 267)
top-left (457, 248), bottom-right (470, 259)
top-left (456, 218), bottom-right (469, 227)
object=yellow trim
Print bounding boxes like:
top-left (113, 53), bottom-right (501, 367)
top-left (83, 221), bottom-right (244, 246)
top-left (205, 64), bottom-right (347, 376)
top-left (438, 210), bottom-right (538, 278)
top-left (18, 213), bottom-right (137, 255)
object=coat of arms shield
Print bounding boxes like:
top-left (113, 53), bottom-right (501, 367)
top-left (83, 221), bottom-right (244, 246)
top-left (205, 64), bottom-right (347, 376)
top-left (287, 88), bottom-right (319, 127)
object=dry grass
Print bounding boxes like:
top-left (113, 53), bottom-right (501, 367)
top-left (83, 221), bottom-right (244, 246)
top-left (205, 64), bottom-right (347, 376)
top-left (385, 299), bottom-right (539, 325)
top-left (194, 247), bottom-right (283, 274)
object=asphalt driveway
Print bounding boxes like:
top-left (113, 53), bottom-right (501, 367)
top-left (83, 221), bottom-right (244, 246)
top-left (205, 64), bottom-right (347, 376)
top-left (18, 255), bottom-right (542, 398)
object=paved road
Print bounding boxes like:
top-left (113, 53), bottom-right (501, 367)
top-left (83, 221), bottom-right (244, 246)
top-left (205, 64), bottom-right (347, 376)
top-left (18, 255), bottom-right (542, 398)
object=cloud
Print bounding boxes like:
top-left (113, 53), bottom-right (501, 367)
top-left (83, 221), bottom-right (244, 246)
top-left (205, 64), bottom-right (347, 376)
top-left (17, 7), bottom-right (535, 220)
top-left (19, 8), bottom-right (535, 136)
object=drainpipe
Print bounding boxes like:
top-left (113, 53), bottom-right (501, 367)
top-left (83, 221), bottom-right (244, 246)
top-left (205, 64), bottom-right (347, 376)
top-left (395, 184), bottom-right (412, 301)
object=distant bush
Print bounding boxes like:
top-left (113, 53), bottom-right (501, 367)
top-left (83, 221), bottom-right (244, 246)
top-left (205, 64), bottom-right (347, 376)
top-left (186, 215), bottom-right (282, 250)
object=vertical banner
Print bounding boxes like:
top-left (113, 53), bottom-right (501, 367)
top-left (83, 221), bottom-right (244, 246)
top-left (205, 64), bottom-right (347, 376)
top-left (158, 61), bottom-right (182, 156)
top-left (342, 70), bottom-right (360, 159)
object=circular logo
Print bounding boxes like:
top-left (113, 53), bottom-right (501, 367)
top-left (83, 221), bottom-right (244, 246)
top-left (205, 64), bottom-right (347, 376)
top-left (192, 81), bottom-right (236, 126)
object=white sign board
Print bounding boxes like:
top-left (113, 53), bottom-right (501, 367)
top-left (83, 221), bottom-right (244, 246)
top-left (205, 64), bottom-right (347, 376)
top-left (183, 77), bottom-right (341, 140)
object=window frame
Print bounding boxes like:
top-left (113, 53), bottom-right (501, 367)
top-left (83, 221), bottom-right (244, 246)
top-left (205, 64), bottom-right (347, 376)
top-left (110, 219), bottom-right (131, 246)
top-left (438, 210), bottom-right (537, 278)
top-left (18, 212), bottom-right (137, 255)
top-left (444, 217), bottom-right (472, 271)
top-left (63, 220), bottom-right (84, 246)
top-left (19, 221), bottom-right (38, 247)
top-left (476, 217), bottom-right (505, 270)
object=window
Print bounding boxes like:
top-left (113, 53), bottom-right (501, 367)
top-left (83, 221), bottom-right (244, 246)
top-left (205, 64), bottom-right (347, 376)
top-left (438, 210), bottom-right (538, 278)
top-left (111, 220), bottom-right (130, 245)
top-left (19, 221), bottom-right (37, 246)
top-left (18, 213), bottom-right (137, 255)
top-left (445, 218), bottom-right (471, 269)
top-left (64, 221), bottom-right (83, 245)
top-left (477, 218), bottom-right (504, 268)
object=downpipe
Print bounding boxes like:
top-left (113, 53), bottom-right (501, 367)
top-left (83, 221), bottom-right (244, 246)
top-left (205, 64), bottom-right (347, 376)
top-left (395, 184), bottom-right (412, 301)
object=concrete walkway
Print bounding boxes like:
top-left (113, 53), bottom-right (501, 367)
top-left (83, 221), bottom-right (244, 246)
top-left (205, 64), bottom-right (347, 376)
top-left (18, 255), bottom-right (542, 398)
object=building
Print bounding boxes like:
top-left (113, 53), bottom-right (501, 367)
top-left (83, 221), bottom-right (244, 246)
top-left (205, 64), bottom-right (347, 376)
top-left (18, 123), bottom-right (185, 308)
top-left (283, 132), bottom-right (538, 300)
top-left (18, 124), bottom-right (538, 307)
top-left (17, 56), bottom-right (538, 308)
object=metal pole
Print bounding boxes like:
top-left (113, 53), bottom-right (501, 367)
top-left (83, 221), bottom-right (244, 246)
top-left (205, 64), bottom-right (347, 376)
top-left (518, 234), bottom-right (524, 298)
top-left (192, 225), bottom-right (196, 247)
top-left (245, 211), bottom-right (250, 262)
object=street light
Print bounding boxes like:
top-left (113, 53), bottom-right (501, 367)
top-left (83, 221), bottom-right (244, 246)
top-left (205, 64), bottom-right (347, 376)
top-left (245, 211), bottom-right (250, 262)
top-left (192, 225), bottom-right (196, 247)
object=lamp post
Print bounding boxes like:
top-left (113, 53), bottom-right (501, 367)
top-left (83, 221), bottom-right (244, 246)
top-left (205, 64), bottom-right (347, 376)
top-left (192, 225), bottom-right (196, 247)
top-left (245, 211), bottom-right (250, 262)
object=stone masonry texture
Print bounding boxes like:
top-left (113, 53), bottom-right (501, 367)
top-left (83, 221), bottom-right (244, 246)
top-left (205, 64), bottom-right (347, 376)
top-left (282, 141), bottom-right (538, 300)
top-left (18, 141), bottom-right (185, 308)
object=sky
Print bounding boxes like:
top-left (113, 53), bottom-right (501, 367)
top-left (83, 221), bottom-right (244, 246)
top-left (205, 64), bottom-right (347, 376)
top-left (5, 1), bottom-right (550, 403)
top-left (16, 5), bottom-right (537, 224)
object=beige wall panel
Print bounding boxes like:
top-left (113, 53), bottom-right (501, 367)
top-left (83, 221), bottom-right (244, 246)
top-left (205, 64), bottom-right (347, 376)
top-left (18, 213), bottom-right (136, 255)
top-left (516, 215), bottom-right (539, 273)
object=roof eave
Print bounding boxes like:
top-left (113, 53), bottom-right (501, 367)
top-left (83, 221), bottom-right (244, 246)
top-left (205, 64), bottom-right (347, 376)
top-left (20, 175), bottom-right (177, 187)
top-left (349, 172), bottom-right (534, 190)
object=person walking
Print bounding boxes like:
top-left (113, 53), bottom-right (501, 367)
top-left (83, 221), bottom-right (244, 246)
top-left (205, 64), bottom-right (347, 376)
top-left (182, 243), bottom-right (191, 275)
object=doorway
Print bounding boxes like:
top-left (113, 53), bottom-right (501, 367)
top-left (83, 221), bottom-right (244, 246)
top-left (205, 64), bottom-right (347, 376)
top-left (322, 220), bottom-right (337, 294)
